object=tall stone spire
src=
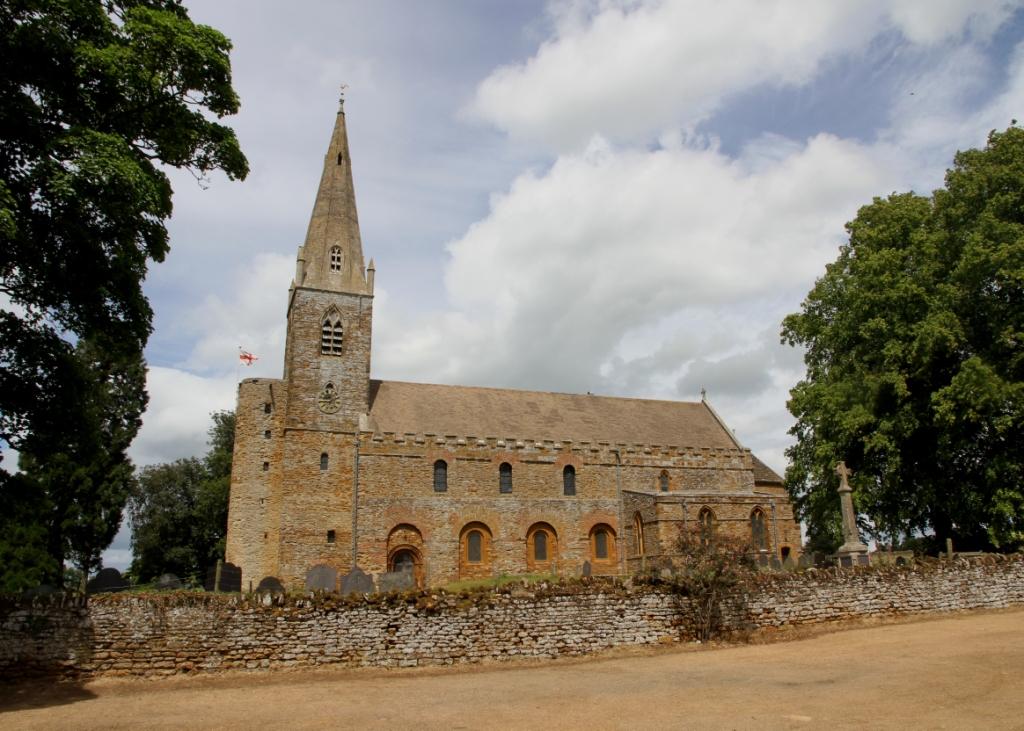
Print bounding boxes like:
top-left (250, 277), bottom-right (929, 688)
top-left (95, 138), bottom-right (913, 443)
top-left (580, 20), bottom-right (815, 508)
top-left (294, 97), bottom-right (369, 295)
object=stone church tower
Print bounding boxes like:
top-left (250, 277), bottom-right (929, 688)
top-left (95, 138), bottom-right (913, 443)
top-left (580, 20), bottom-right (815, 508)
top-left (226, 101), bottom-right (375, 588)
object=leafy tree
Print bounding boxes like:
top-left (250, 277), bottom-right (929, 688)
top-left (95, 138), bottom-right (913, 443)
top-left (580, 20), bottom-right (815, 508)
top-left (0, 1), bottom-right (247, 585)
top-left (783, 126), bottom-right (1024, 553)
top-left (128, 411), bottom-right (234, 584)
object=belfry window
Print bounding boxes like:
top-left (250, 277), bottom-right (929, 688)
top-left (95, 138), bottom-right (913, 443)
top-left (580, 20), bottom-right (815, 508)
top-left (329, 246), bottom-right (343, 272)
top-left (563, 465), bottom-right (576, 496)
top-left (433, 460), bottom-right (448, 492)
top-left (321, 313), bottom-right (343, 355)
top-left (659, 470), bottom-right (669, 492)
top-left (499, 462), bottom-right (512, 493)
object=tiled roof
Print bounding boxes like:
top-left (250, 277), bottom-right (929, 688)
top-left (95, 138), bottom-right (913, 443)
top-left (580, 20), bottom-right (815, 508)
top-left (751, 454), bottom-right (784, 484)
top-left (367, 380), bottom-right (741, 449)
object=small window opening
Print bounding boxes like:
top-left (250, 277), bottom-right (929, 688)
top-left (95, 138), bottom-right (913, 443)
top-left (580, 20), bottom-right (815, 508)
top-left (467, 530), bottom-right (483, 562)
top-left (433, 460), bottom-right (448, 492)
top-left (262, 461), bottom-right (269, 472)
top-left (563, 465), bottom-right (576, 496)
top-left (320, 452), bottom-right (329, 471)
top-left (499, 462), bottom-right (512, 493)
top-left (329, 246), bottom-right (343, 272)
top-left (659, 470), bottom-right (669, 492)
top-left (594, 530), bottom-right (608, 559)
top-left (337, 152), bottom-right (343, 165)
top-left (264, 430), bottom-right (271, 439)
top-left (326, 530), bottom-right (336, 544)
top-left (259, 498), bottom-right (265, 506)
top-left (264, 402), bottom-right (271, 414)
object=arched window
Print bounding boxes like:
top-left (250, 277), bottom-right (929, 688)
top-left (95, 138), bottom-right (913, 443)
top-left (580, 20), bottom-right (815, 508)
top-left (320, 452), bottom-right (328, 471)
top-left (467, 530), bottom-right (483, 562)
top-left (459, 521), bottom-right (493, 579)
top-left (433, 460), bottom-right (448, 492)
top-left (527, 523), bottom-right (557, 570)
top-left (659, 470), bottom-right (669, 492)
top-left (499, 462), bottom-right (512, 493)
top-left (633, 512), bottom-right (645, 557)
top-left (750, 508), bottom-right (767, 551)
top-left (589, 524), bottom-right (617, 565)
top-left (329, 246), bottom-right (343, 272)
top-left (320, 312), bottom-right (343, 355)
top-left (699, 507), bottom-right (716, 547)
top-left (563, 465), bottom-right (576, 496)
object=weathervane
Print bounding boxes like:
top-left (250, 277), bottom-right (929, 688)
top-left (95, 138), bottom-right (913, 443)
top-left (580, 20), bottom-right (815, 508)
top-left (338, 83), bottom-right (349, 110)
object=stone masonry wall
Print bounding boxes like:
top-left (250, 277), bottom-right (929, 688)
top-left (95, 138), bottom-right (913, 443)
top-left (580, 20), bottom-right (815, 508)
top-left (2, 557), bottom-right (1021, 680)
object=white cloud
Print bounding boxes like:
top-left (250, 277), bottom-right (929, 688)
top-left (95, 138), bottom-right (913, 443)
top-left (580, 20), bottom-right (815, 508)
top-left (130, 367), bottom-right (237, 467)
top-left (467, 0), bottom-right (1020, 149)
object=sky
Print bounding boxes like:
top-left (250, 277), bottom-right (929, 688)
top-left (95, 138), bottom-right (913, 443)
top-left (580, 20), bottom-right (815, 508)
top-left (100, 0), bottom-right (1024, 570)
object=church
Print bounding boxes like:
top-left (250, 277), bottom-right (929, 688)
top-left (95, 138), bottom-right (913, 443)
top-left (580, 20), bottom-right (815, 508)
top-left (225, 101), bottom-right (801, 590)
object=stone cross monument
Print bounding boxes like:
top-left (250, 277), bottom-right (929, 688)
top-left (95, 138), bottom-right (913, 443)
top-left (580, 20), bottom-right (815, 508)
top-left (835, 461), bottom-right (869, 565)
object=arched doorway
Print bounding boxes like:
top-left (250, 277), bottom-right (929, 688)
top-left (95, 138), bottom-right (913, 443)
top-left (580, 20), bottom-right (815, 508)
top-left (387, 524), bottom-right (425, 587)
top-left (387, 546), bottom-right (424, 588)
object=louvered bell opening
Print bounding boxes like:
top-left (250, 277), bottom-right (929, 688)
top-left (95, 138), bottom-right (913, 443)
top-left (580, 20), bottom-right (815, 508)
top-left (330, 322), bottom-right (343, 354)
top-left (320, 323), bottom-right (333, 354)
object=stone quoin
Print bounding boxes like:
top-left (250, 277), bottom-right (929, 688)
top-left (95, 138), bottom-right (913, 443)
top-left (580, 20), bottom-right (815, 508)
top-left (224, 99), bottom-right (802, 590)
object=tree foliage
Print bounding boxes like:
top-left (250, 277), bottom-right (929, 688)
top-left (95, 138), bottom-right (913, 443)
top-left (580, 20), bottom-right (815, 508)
top-left (0, 1), bottom-right (247, 586)
top-left (783, 126), bottom-right (1024, 553)
top-left (128, 411), bottom-right (234, 584)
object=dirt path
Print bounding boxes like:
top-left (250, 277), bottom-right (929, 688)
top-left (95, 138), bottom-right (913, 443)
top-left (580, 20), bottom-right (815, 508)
top-left (3, 609), bottom-right (1024, 730)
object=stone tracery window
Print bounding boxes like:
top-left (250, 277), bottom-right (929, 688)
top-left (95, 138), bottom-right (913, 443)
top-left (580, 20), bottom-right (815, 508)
top-left (329, 246), bottom-right (343, 272)
top-left (633, 512), bottom-right (645, 557)
top-left (321, 311), bottom-right (343, 355)
top-left (699, 507), bottom-right (716, 547)
top-left (750, 508), bottom-right (767, 551)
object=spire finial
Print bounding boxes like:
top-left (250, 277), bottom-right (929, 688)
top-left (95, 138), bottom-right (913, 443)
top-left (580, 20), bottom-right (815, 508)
top-left (700, 387), bottom-right (707, 401)
top-left (338, 83), bottom-right (349, 111)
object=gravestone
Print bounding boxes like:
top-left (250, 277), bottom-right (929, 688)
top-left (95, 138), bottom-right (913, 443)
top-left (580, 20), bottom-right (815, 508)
top-left (205, 561), bottom-right (242, 592)
top-left (895, 556), bottom-right (907, 567)
top-left (305, 564), bottom-right (338, 592)
top-left (340, 566), bottom-right (375, 595)
top-left (769, 557), bottom-right (782, 571)
top-left (757, 554), bottom-right (769, 569)
top-left (783, 555), bottom-right (797, 571)
top-left (87, 567), bottom-right (127, 594)
top-left (155, 573), bottom-right (183, 590)
top-left (256, 576), bottom-right (285, 594)
top-left (581, 560), bottom-right (592, 577)
top-left (798, 553), bottom-right (813, 569)
top-left (376, 569), bottom-right (414, 593)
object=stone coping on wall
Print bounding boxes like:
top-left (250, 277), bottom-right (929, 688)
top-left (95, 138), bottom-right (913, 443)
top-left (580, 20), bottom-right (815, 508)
top-left (2, 555), bottom-right (1021, 680)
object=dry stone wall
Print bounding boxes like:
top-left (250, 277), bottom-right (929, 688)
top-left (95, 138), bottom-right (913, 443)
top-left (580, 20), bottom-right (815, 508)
top-left (2, 557), bottom-right (1021, 680)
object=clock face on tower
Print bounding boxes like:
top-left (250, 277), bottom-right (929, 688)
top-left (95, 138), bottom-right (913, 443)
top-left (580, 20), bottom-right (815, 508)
top-left (318, 382), bottom-right (341, 414)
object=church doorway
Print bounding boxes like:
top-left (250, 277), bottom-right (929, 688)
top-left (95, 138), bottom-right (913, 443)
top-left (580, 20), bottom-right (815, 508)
top-left (387, 546), bottom-right (423, 588)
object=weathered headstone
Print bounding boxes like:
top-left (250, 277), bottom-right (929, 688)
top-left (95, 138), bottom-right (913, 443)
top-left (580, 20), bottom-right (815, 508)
top-left (834, 461), bottom-right (869, 564)
top-left (205, 561), bottom-right (242, 592)
top-left (377, 570), bottom-right (414, 593)
top-left (581, 560), bottom-right (592, 577)
top-left (256, 576), bottom-right (285, 594)
top-left (757, 554), bottom-right (769, 568)
top-left (305, 564), bottom-right (338, 592)
top-left (87, 567), bottom-right (127, 594)
top-left (340, 566), bottom-right (375, 595)
top-left (155, 573), bottom-right (183, 590)
top-left (769, 557), bottom-right (782, 571)
top-left (798, 553), bottom-right (813, 569)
